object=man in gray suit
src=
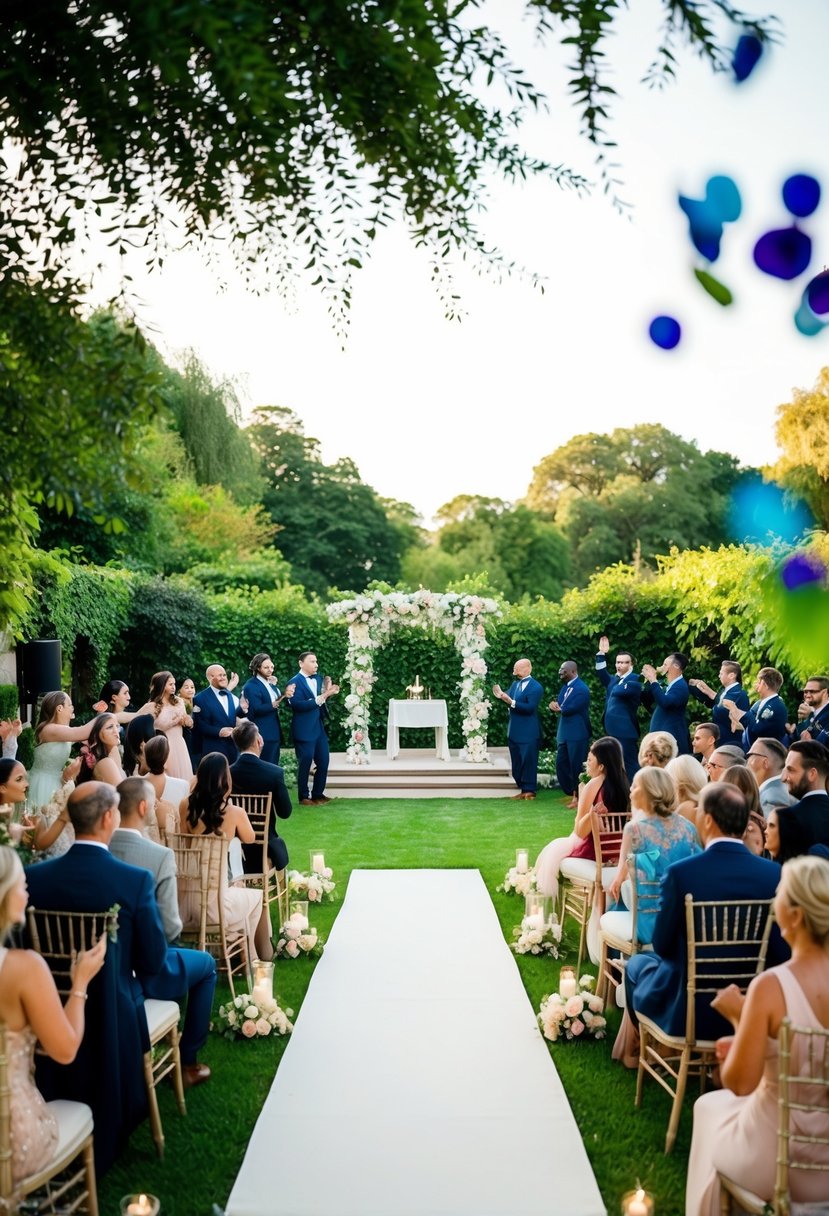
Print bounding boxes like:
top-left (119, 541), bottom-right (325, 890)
top-left (745, 737), bottom-right (796, 816)
top-left (112, 777), bottom-right (217, 1087)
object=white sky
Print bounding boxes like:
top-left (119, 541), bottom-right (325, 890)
top-left (86, 0), bottom-right (829, 525)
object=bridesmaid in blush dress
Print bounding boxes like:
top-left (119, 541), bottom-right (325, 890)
top-left (137, 671), bottom-right (194, 782)
top-left (0, 845), bottom-right (106, 1185)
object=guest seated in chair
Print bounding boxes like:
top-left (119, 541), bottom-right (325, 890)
top-left (685, 854), bottom-right (829, 1215)
top-left (229, 721), bottom-right (293, 873)
top-left (0, 845), bottom-right (106, 1185)
top-left (622, 783), bottom-right (787, 1050)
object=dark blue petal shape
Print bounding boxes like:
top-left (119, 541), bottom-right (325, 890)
top-left (648, 315), bottom-right (681, 350)
top-left (782, 174), bottom-right (820, 219)
top-left (732, 33), bottom-right (763, 82)
top-left (781, 552), bottom-right (826, 591)
top-left (707, 176), bottom-right (742, 223)
top-left (806, 270), bottom-right (829, 316)
top-left (753, 226), bottom-right (812, 280)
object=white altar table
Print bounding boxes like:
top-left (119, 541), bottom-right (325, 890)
top-left (386, 699), bottom-right (450, 761)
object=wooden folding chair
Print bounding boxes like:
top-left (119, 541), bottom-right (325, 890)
top-left (0, 1021), bottom-right (99, 1216)
top-left (559, 808), bottom-right (630, 975)
top-left (231, 792), bottom-right (289, 926)
top-left (595, 863), bottom-right (661, 1002)
top-left (636, 895), bottom-right (774, 1153)
top-left (718, 1017), bottom-right (829, 1215)
top-left (167, 831), bottom-right (251, 998)
top-left (26, 907), bottom-right (185, 1161)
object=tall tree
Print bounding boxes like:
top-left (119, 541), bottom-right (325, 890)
top-left (771, 366), bottom-right (829, 528)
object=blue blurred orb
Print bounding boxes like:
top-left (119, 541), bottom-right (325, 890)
top-left (753, 226), bottom-right (812, 280)
top-left (782, 174), bottom-right (821, 219)
top-left (707, 176), bottom-right (742, 223)
top-left (727, 474), bottom-right (813, 544)
top-left (795, 288), bottom-right (828, 337)
top-left (806, 270), bottom-right (829, 316)
top-left (648, 315), bottom-right (681, 350)
top-left (781, 552), bottom-right (826, 591)
top-left (732, 33), bottom-right (763, 82)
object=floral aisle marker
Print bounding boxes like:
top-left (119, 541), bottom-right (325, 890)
top-left (216, 991), bottom-right (294, 1040)
top-left (275, 907), bottom-right (324, 959)
top-left (288, 866), bottom-right (337, 903)
top-left (327, 589), bottom-right (502, 764)
top-left (538, 974), bottom-right (607, 1042)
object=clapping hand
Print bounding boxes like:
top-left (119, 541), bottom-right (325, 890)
top-left (710, 983), bottom-right (745, 1029)
top-left (239, 695), bottom-right (249, 713)
top-left (549, 700), bottom-right (561, 713)
top-left (284, 683), bottom-right (296, 700)
top-left (641, 664), bottom-right (657, 683)
top-left (227, 672), bottom-right (240, 691)
top-left (0, 718), bottom-right (22, 740)
top-left (598, 635), bottom-right (610, 655)
top-left (70, 932), bottom-right (108, 989)
top-left (62, 757), bottom-right (82, 784)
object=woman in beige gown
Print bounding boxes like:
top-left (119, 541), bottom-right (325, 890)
top-left (686, 854), bottom-right (829, 1215)
top-left (0, 846), bottom-right (106, 1185)
top-left (137, 671), bottom-right (194, 782)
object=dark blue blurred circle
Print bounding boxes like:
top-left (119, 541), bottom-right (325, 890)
top-left (806, 270), bottom-right (829, 316)
top-left (782, 174), bottom-right (820, 219)
top-left (732, 33), bottom-right (763, 82)
top-left (781, 552), bottom-right (826, 591)
top-left (648, 315), bottom-right (681, 350)
top-left (753, 226), bottom-right (812, 280)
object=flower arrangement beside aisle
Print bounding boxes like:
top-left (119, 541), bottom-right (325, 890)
top-left (511, 911), bottom-right (563, 957)
top-left (538, 975), bottom-right (607, 1042)
top-left (497, 865), bottom-right (539, 899)
top-left (275, 914), bottom-right (324, 959)
top-left (215, 992), bottom-right (294, 1040)
top-left (288, 867), bottom-right (337, 903)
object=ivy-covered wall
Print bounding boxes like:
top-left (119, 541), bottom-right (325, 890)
top-left (21, 544), bottom-right (816, 746)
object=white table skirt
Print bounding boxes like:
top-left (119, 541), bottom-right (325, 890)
top-left (386, 699), bottom-right (450, 761)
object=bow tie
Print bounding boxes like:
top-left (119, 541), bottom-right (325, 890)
top-left (216, 689), bottom-right (228, 697)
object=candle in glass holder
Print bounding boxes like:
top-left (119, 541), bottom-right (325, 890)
top-left (310, 850), bottom-right (325, 874)
top-left (290, 900), bottom-right (309, 930)
top-left (515, 848), bottom-right (529, 875)
top-left (621, 1188), bottom-right (653, 1216)
top-left (120, 1194), bottom-right (160, 1216)
top-left (559, 967), bottom-right (578, 999)
top-left (523, 913), bottom-right (544, 931)
top-left (252, 959), bottom-right (274, 1007)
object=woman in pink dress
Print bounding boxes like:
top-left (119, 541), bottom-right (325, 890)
top-left (535, 736), bottom-right (630, 903)
top-left (686, 854), bottom-right (829, 1215)
top-left (138, 671), bottom-right (193, 781)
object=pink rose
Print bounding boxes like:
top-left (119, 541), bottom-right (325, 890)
top-left (564, 995), bottom-right (584, 1018)
top-left (285, 939), bottom-right (300, 958)
top-left (255, 1018), bottom-right (271, 1036)
top-left (570, 1019), bottom-right (585, 1036)
top-left (354, 731), bottom-right (364, 742)
top-left (241, 1020), bottom-right (257, 1038)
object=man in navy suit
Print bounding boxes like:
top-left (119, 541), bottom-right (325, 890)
top-left (549, 660), bottom-right (591, 809)
top-left (239, 652), bottom-right (295, 765)
top-left (723, 666), bottom-right (788, 749)
top-left (492, 657), bottom-right (544, 800)
top-left (595, 635), bottom-right (641, 779)
top-left (286, 650), bottom-right (339, 805)
top-left (641, 652), bottom-right (691, 755)
top-left (779, 740), bottom-right (829, 856)
top-left (193, 663), bottom-right (243, 762)
top-left (625, 782), bottom-right (786, 1042)
top-left (688, 659), bottom-right (750, 748)
top-left (789, 676), bottom-right (829, 743)
top-left (230, 720), bottom-right (293, 869)
top-left (25, 781), bottom-right (170, 1172)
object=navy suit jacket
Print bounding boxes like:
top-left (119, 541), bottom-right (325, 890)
top-left (287, 672), bottom-right (330, 743)
top-left (240, 676), bottom-right (284, 748)
top-left (193, 686), bottom-right (242, 760)
top-left (555, 678), bottom-right (591, 743)
top-left (777, 792), bottom-right (829, 857)
top-left (596, 657), bottom-right (641, 740)
top-left (644, 677), bottom-right (690, 752)
top-left (741, 695), bottom-right (788, 748)
top-left (690, 683), bottom-right (750, 748)
top-left (791, 702), bottom-right (829, 743)
top-left (632, 841), bottom-right (785, 1039)
top-left (506, 677), bottom-right (543, 744)
top-left (230, 751), bottom-right (293, 870)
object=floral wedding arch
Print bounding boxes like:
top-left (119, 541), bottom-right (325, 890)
top-left (327, 590), bottom-right (502, 764)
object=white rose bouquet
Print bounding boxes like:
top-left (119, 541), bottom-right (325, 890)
top-left (538, 976), bottom-right (607, 1042)
top-left (288, 866), bottom-right (337, 903)
top-left (275, 914), bottom-right (324, 959)
top-left (215, 991), bottom-right (294, 1041)
top-left (497, 865), bottom-right (539, 898)
top-left (511, 912), bottom-right (563, 957)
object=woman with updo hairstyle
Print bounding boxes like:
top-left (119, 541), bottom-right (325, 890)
top-left (666, 753), bottom-right (707, 832)
top-left (75, 713), bottom-right (126, 787)
top-left (142, 734), bottom-right (191, 839)
top-left (721, 764), bottom-right (765, 856)
top-left (136, 671), bottom-right (193, 781)
top-left (638, 730), bottom-right (679, 769)
top-left (0, 845), bottom-right (106, 1184)
top-left (180, 753), bottom-right (270, 961)
top-left (238, 653), bottom-right (294, 765)
top-left (686, 855), bottom-right (829, 1213)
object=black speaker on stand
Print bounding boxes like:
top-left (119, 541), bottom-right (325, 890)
top-left (19, 639), bottom-right (62, 723)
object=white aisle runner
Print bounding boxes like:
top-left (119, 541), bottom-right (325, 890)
top-left (227, 870), bottom-right (606, 1216)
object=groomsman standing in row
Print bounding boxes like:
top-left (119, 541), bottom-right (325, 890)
top-left (493, 658), bottom-right (543, 800)
top-left (287, 651), bottom-right (339, 806)
top-left (595, 635), bottom-right (641, 779)
top-left (641, 652), bottom-right (691, 755)
top-left (550, 661), bottom-right (591, 809)
top-left (688, 660), bottom-right (750, 748)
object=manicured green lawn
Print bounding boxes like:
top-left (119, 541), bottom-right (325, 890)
top-left (100, 792), bottom-right (690, 1215)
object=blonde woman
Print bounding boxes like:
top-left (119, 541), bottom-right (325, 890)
top-left (686, 855), bottom-right (829, 1214)
top-left (637, 730), bottom-right (678, 769)
top-left (666, 753), bottom-right (707, 829)
top-left (0, 845), bottom-right (106, 1183)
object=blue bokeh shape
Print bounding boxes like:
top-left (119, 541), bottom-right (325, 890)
top-left (727, 474), bottom-right (813, 545)
top-left (648, 315), bottom-right (681, 350)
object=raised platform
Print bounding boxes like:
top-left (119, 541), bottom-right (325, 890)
top-left (325, 746), bottom-right (517, 798)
